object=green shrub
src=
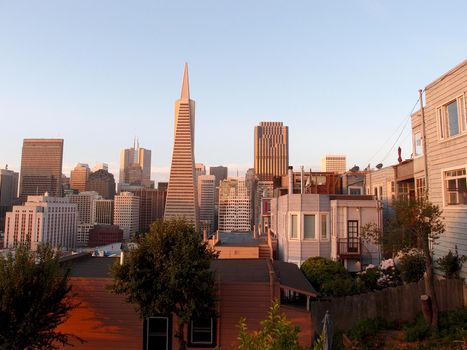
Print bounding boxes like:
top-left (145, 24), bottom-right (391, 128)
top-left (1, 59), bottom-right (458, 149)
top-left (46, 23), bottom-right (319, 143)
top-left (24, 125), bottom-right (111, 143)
top-left (301, 257), bottom-right (362, 296)
top-left (399, 252), bottom-right (425, 283)
top-left (404, 316), bottom-right (431, 342)
top-left (436, 247), bottom-right (467, 279)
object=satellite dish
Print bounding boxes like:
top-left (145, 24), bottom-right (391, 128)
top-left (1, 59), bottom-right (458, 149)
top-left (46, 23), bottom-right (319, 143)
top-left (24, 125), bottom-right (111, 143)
top-left (376, 163), bottom-right (383, 169)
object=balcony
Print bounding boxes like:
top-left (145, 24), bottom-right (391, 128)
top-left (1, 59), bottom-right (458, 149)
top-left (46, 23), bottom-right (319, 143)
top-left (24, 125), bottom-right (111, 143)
top-left (337, 238), bottom-right (361, 259)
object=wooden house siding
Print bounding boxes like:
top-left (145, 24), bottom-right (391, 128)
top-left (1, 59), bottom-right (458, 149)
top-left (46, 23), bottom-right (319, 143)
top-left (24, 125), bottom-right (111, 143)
top-left (421, 60), bottom-right (467, 278)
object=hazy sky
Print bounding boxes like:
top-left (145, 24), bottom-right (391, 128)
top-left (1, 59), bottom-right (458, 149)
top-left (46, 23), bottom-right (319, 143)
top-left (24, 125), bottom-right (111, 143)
top-left (1, 0), bottom-right (466, 183)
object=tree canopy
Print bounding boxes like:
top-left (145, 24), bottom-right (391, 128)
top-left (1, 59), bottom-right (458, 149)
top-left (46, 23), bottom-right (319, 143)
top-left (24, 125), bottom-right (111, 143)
top-left (0, 244), bottom-right (79, 349)
top-left (110, 218), bottom-right (218, 350)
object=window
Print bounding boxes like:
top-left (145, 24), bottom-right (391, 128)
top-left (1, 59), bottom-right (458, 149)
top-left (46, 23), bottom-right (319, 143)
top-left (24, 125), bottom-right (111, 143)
top-left (348, 187), bottom-right (362, 195)
top-left (320, 214), bottom-right (328, 239)
top-left (444, 168), bottom-right (467, 206)
top-left (416, 177), bottom-right (426, 199)
top-left (379, 186), bottom-right (383, 200)
top-left (189, 318), bottom-right (216, 347)
top-left (146, 317), bottom-right (170, 350)
top-left (303, 215), bottom-right (315, 239)
top-left (438, 96), bottom-right (466, 139)
top-left (347, 220), bottom-right (359, 253)
top-left (290, 214), bottom-right (298, 239)
top-left (414, 132), bottom-right (423, 156)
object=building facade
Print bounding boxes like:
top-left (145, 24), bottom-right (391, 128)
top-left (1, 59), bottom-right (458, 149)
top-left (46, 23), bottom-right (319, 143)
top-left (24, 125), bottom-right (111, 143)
top-left (126, 187), bottom-right (166, 233)
top-left (119, 139), bottom-right (152, 189)
top-left (412, 60), bottom-right (467, 278)
top-left (320, 155), bottom-right (347, 174)
top-left (164, 64), bottom-right (199, 231)
top-left (19, 139), bottom-right (64, 201)
top-left (270, 193), bottom-right (381, 271)
top-left (70, 163), bottom-right (91, 193)
top-left (87, 169), bottom-right (116, 200)
top-left (218, 178), bottom-right (251, 232)
top-left (254, 122), bottom-right (289, 181)
top-left (198, 175), bottom-right (215, 234)
top-left (94, 199), bottom-right (114, 225)
top-left (114, 192), bottom-right (140, 240)
top-left (4, 195), bottom-right (78, 250)
top-left (0, 166), bottom-right (19, 224)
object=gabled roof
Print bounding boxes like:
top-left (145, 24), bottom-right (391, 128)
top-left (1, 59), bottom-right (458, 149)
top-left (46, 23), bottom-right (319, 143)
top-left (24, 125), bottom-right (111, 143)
top-left (273, 260), bottom-right (317, 297)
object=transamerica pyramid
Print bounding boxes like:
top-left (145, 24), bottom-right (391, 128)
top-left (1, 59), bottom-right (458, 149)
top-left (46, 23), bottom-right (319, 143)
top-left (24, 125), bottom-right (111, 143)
top-left (164, 63), bottom-right (199, 231)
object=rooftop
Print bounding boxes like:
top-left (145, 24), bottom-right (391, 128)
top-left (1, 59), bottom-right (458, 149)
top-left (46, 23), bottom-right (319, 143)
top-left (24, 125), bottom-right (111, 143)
top-left (216, 231), bottom-right (268, 246)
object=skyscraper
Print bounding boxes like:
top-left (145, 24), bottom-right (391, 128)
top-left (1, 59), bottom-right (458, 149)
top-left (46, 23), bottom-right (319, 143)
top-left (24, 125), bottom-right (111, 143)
top-left (70, 163), bottom-right (91, 192)
top-left (218, 177), bottom-right (251, 232)
top-left (198, 175), bottom-right (215, 234)
top-left (164, 64), bottom-right (199, 231)
top-left (119, 139), bottom-right (152, 189)
top-left (320, 155), bottom-right (347, 174)
top-left (19, 139), bottom-right (64, 201)
top-left (0, 166), bottom-right (19, 226)
top-left (254, 122), bottom-right (289, 181)
top-left (87, 169), bottom-right (116, 200)
top-left (114, 192), bottom-right (140, 240)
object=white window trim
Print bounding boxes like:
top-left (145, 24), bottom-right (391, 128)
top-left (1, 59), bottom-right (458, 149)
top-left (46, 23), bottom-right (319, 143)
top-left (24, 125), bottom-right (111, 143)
top-left (147, 316), bottom-right (169, 350)
top-left (190, 318), bottom-right (214, 345)
top-left (440, 164), bottom-right (467, 210)
top-left (437, 94), bottom-right (467, 142)
top-left (289, 212), bottom-right (300, 240)
top-left (347, 186), bottom-right (363, 195)
top-left (320, 213), bottom-right (330, 241)
top-left (413, 131), bottom-right (423, 158)
top-left (301, 212), bottom-right (319, 241)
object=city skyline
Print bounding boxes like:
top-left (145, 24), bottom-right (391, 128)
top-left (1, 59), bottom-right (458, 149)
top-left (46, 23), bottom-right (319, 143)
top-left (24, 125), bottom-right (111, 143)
top-left (1, 1), bottom-right (466, 183)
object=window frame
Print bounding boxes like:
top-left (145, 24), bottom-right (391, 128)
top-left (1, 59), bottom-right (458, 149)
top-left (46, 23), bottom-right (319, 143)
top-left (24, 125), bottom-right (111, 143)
top-left (442, 166), bottom-right (467, 209)
top-left (188, 317), bottom-right (217, 348)
top-left (144, 316), bottom-right (171, 350)
top-left (320, 213), bottom-right (329, 240)
top-left (289, 213), bottom-right (299, 240)
top-left (437, 95), bottom-right (467, 141)
top-left (303, 214), bottom-right (316, 240)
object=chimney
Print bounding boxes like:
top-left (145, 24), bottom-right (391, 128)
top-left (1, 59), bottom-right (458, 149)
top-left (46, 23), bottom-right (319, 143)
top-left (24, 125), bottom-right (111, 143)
top-left (288, 166), bottom-right (293, 194)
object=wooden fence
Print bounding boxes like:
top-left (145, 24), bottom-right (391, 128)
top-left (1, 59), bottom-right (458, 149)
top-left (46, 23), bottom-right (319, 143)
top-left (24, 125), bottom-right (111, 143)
top-left (310, 278), bottom-right (465, 333)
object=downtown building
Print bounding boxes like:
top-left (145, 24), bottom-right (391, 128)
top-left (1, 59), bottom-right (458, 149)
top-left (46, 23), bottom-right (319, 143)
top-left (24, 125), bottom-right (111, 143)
top-left (68, 191), bottom-right (113, 247)
top-left (70, 163), bottom-right (91, 193)
top-left (126, 186), bottom-right (167, 233)
top-left (218, 177), bottom-right (251, 232)
top-left (19, 139), bottom-right (64, 201)
top-left (164, 64), bottom-right (199, 231)
top-left (320, 154), bottom-right (347, 174)
top-left (4, 195), bottom-right (78, 251)
top-left (254, 122), bottom-right (289, 182)
top-left (114, 192), bottom-right (140, 240)
top-left (87, 169), bottom-right (116, 200)
top-left (198, 175), bottom-right (216, 234)
top-left (0, 166), bottom-right (19, 225)
top-left (119, 139), bottom-right (152, 190)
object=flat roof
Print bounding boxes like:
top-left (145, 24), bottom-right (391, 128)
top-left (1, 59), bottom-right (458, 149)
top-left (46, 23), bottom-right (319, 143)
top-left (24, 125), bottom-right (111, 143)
top-left (217, 232), bottom-right (268, 246)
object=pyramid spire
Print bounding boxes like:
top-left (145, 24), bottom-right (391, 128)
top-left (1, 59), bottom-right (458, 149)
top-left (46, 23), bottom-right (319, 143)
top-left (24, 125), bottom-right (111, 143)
top-left (180, 63), bottom-right (190, 100)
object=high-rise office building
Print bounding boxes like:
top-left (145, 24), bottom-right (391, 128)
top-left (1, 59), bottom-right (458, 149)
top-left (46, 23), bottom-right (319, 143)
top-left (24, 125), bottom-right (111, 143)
top-left (87, 169), bottom-right (116, 200)
top-left (198, 175), bottom-right (215, 234)
top-left (320, 155), bottom-right (347, 174)
top-left (209, 166), bottom-right (228, 187)
top-left (0, 166), bottom-right (19, 226)
top-left (94, 199), bottom-right (113, 225)
top-left (68, 191), bottom-right (101, 246)
top-left (126, 187), bottom-right (167, 233)
top-left (70, 163), bottom-right (91, 193)
top-left (4, 195), bottom-right (78, 251)
top-left (114, 192), bottom-right (140, 240)
top-left (218, 178), bottom-right (251, 232)
top-left (195, 163), bottom-right (206, 178)
top-left (19, 139), bottom-right (64, 201)
top-left (119, 139), bottom-right (152, 188)
top-left (254, 122), bottom-right (289, 181)
top-left (164, 64), bottom-right (199, 231)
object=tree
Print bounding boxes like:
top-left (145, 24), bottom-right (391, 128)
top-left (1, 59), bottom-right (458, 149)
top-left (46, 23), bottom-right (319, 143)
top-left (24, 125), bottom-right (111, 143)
top-left (237, 300), bottom-right (304, 350)
top-left (0, 244), bottom-right (79, 349)
top-left (110, 218), bottom-right (218, 350)
top-left (362, 197), bottom-right (445, 329)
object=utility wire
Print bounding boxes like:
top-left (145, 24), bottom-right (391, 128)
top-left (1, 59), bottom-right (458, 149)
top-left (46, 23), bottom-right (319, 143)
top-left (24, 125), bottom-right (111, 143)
top-left (367, 95), bottom-right (422, 167)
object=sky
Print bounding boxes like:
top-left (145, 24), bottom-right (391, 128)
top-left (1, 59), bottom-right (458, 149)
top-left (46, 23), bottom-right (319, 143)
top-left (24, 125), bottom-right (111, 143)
top-left (0, 0), bottom-right (466, 183)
